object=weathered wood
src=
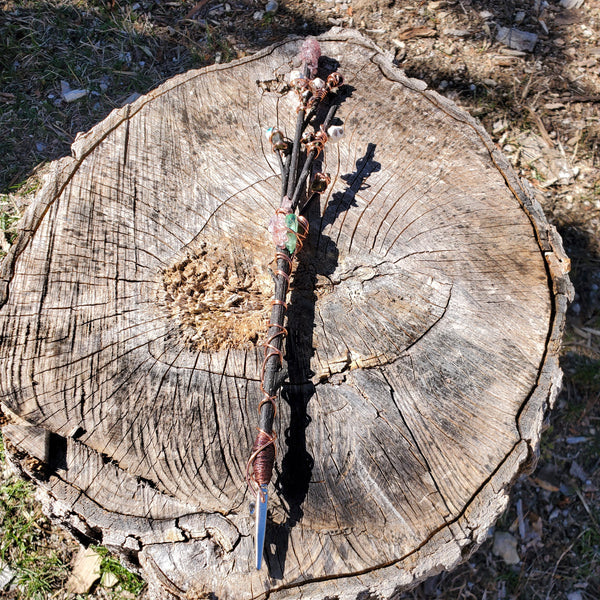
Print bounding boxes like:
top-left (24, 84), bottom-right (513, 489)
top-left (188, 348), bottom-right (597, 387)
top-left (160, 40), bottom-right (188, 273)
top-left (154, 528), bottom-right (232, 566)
top-left (0, 29), bottom-right (572, 600)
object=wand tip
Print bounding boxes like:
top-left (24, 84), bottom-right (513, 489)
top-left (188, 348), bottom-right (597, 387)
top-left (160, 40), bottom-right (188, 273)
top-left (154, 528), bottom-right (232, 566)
top-left (255, 484), bottom-right (269, 570)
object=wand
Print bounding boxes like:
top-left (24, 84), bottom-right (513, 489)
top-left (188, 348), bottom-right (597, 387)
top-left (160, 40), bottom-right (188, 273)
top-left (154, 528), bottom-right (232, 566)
top-left (245, 37), bottom-right (344, 570)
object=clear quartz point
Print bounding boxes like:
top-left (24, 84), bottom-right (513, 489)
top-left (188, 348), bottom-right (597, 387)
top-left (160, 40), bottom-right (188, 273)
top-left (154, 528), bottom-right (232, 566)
top-left (255, 484), bottom-right (268, 570)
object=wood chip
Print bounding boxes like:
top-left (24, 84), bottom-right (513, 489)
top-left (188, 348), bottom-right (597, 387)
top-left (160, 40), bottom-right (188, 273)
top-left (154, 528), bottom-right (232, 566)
top-left (60, 80), bottom-right (89, 103)
top-left (443, 28), bottom-right (470, 37)
top-left (101, 571), bottom-right (119, 588)
top-left (569, 460), bottom-right (589, 482)
top-left (560, 0), bottom-right (584, 8)
top-left (566, 436), bottom-right (589, 445)
top-left (1, 233), bottom-right (11, 254)
top-left (493, 56), bottom-right (518, 66)
top-left (555, 13), bottom-right (581, 26)
top-left (496, 27), bottom-right (538, 53)
top-left (65, 547), bottom-right (102, 594)
top-left (63, 89), bottom-right (89, 103)
top-left (0, 563), bottom-right (16, 590)
top-left (397, 26), bottom-right (437, 40)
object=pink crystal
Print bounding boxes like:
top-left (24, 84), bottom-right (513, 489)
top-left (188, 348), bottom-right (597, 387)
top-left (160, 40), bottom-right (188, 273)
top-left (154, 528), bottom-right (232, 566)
top-left (268, 197), bottom-right (294, 247)
top-left (299, 37), bottom-right (321, 77)
top-left (268, 213), bottom-right (287, 247)
top-left (280, 195), bottom-right (293, 213)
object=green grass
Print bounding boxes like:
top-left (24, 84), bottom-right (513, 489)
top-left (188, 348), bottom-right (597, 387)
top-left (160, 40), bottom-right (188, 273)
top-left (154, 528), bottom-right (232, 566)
top-left (0, 440), bottom-right (71, 598)
top-left (0, 434), bottom-right (145, 598)
top-left (15, 553), bottom-right (70, 599)
top-left (93, 546), bottom-right (146, 596)
top-left (570, 355), bottom-right (600, 394)
top-left (574, 526), bottom-right (600, 579)
top-left (0, 193), bottom-right (21, 255)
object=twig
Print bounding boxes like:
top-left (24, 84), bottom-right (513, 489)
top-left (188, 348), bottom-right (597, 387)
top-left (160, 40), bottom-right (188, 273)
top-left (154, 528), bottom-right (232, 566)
top-left (527, 105), bottom-right (555, 148)
top-left (290, 102), bottom-right (340, 211)
top-left (544, 529), bottom-right (587, 600)
top-left (286, 67), bottom-right (309, 199)
top-left (575, 488), bottom-right (600, 533)
top-left (560, 95), bottom-right (600, 103)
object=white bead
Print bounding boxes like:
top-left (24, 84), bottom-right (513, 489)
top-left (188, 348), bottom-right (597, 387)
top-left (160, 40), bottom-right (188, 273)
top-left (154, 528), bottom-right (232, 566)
top-left (311, 77), bottom-right (325, 89)
top-left (288, 70), bottom-right (303, 85)
top-left (265, 127), bottom-right (275, 141)
top-left (327, 125), bottom-right (344, 143)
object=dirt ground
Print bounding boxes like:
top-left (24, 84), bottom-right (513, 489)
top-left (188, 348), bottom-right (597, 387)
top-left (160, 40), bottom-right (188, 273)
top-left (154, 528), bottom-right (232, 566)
top-left (1, 0), bottom-right (599, 598)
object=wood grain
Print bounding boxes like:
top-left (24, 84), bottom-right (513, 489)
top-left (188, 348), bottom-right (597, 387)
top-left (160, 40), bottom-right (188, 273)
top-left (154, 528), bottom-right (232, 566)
top-left (0, 29), bottom-right (572, 599)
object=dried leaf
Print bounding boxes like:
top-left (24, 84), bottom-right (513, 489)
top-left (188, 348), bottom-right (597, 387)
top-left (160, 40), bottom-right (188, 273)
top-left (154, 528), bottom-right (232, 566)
top-left (531, 476), bottom-right (560, 492)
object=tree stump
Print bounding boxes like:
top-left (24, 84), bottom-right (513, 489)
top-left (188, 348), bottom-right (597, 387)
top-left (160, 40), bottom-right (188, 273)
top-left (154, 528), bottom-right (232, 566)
top-left (0, 30), bottom-right (572, 600)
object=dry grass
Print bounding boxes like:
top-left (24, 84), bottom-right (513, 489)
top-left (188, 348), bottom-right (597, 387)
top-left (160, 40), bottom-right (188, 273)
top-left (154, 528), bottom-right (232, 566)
top-left (0, 0), bottom-right (234, 191)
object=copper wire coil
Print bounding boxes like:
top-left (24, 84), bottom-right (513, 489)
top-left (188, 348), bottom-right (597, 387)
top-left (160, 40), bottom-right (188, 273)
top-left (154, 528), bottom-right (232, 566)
top-left (305, 130), bottom-right (328, 157)
top-left (291, 217), bottom-right (309, 256)
top-left (261, 323), bottom-right (287, 367)
top-left (295, 216), bottom-right (309, 250)
top-left (274, 270), bottom-right (291, 283)
top-left (257, 393), bottom-right (277, 412)
top-left (307, 87), bottom-right (328, 109)
top-left (271, 298), bottom-right (288, 309)
top-left (246, 428), bottom-right (277, 492)
top-left (292, 78), bottom-right (310, 92)
top-left (327, 72), bottom-right (343, 88)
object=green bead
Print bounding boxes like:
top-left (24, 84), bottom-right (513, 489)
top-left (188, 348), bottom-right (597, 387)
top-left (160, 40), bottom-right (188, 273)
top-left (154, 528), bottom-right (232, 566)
top-left (285, 213), bottom-right (298, 254)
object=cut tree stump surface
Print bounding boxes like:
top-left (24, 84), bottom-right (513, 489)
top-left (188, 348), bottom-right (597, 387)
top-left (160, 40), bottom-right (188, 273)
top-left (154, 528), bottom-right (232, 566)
top-left (0, 30), bottom-right (572, 600)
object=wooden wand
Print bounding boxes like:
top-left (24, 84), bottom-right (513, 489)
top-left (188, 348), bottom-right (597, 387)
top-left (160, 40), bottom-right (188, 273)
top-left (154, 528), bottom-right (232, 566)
top-left (245, 36), bottom-right (345, 570)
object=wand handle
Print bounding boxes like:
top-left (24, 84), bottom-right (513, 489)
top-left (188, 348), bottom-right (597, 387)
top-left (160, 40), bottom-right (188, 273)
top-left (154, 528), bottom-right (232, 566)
top-left (247, 250), bottom-right (293, 488)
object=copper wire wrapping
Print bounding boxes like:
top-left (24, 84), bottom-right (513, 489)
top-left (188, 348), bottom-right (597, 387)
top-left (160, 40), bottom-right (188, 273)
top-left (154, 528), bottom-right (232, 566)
top-left (246, 215), bottom-right (309, 493)
top-left (295, 216), bottom-right (309, 250)
top-left (305, 130), bottom-right (328, 158)
top-left (246, 429), bottom-right (277, 491)
top-left (261, 323), bottom-right (287, 395)
top-left (307, 87), bottom-right (328, 109)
